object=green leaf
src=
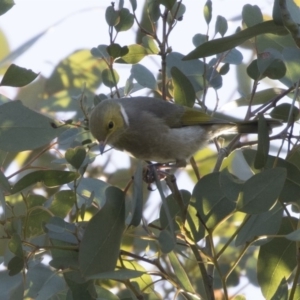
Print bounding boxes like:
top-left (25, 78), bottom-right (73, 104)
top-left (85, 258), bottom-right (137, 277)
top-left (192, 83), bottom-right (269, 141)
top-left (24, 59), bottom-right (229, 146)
top-left (141, 35), bottom-right (160, 54)
top-left (183, 21), bottom-right (288, 60)
top-left (218, 48), bottom-right (243, 65)
top-left (160, 0), bottom-right (176, 10)
top-left (45, 50), bottom-right (106, 95)
top-left (247, 59), bottom-right (261, 80)
top-left (254, 113), bottom-right (270, 169)
top-left (0, 0), bottom-right (14, 16)
top-left (160, 189), bottom-right (191, 232)
top-left (203, 0), bottom-right (212, 25)
top-left (270, 278), bottom-right (288, 300)
top-left (105, 6), bottom-right (120, 26)
top-left (285, 228), bottom-right (300, 241)
top-left (123, 260), bottom-right (153, 293)
top-left (219, 169), bottom-right (243, 202)
top-left (26, 207), bottom-right (52, 238)
top-left (115, 8), bottom-right (134, 32)
top-left (8, 233), bottom-right (23, 257)
top-left (116, 44), bottom-right (148, 64)
top-left (65, 146), bottom-right (86, 169)
top-left (12, 170), bottom-right (79, 194)
top-left (79, 186), bottom-right (125, 277)
top-left (219, 63), bottom-right (230, 75)
top-left (237, 168), bottom-right (286, 214)
top-left (0, 100), bottom-right (65, 152)
top-left (243, 149), bottom-right (300, 205)
top-left (107, 44), bottom-right (129, 59)
top-left (270, 103), bottom-right (300, 122)
top-left (166, 52), bottom-right (204, 93)
top-left (87, 269), bottom-right (145, 280)
top-left (0, 64), bottom-right (38, 87)
top-left (258, 217), bottom-right (297, 299)
top-left (235, 202), bottom-right (283, 246)
top-left (168, 251), bottom-right (195, 294)
top-left (7, 256), bottom-right (24, 276)
top-left (169, 2), bottom-right (185, 21)
top-left (49, 190), bottom-right (76, 218)
top-left (158, 229), bottom-right (176, 253)
top-left (191, 172), bottom-right (236, 231)
top-left (282, 47), bottom-right (300, 86)
top-left (102, 68), bottom-right (119, 88)
top-left (215, 15), bottom-right (228, 37)
top-left (192, 33), bottom-right (208, 47)
top-left (129, 161), bottom-right (143, 227)
top-left (129, 0), bottom-right (137, 11)
top-left (171, 66), bottom-right (195, 107)
top-left (64, 271), bottom-right (96, 299)
top-left (131, 64), bottom-right (158, 91)
top-left (242, 4), bottom-right (263, 27)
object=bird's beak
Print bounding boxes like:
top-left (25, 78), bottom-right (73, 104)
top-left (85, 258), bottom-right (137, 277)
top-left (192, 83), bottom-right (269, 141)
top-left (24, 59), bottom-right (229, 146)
top-left (99, 141), bottom-right (106, 154)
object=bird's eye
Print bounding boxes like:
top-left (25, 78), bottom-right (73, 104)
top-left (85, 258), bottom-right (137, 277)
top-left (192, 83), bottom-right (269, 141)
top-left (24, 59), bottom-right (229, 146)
top-left (108, 121), bottom-right (114, 129)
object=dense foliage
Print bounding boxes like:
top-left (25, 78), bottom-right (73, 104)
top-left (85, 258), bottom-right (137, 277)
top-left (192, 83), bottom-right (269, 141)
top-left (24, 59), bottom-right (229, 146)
top-left (0, 0), bottom-right (300, 299)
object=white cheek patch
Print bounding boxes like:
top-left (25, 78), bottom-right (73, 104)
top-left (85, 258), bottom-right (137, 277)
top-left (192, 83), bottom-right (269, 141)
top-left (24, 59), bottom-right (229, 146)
top-left (119, 103), bottom-right (129, 126)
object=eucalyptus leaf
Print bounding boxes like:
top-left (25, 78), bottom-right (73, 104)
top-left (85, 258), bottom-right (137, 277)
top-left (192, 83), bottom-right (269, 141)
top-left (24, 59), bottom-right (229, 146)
top-left (236, 168), bottom-right (286, 214)
top-left (0, 0), bottom-right (14, 16)
top-left (115, 8), bottom-right (134, 32)
top-left (131, 64), bottom-right (158, 91)
top-left (79, 186), bottom-right (125, 277)
top-left (257, 217), bottom-right (297, 299)
top-left (116, 44), bottom-right (148, 64)
top-left (171, 66), bottom-right (195, 107)
top-left (0, 100), bottom-right (65, 152)
top-left (184, 21), bottom-right (288, 60)
top-left (1, 64), bottom-right (38, 87)
top-left (12, 170), bottom-right (79, 194)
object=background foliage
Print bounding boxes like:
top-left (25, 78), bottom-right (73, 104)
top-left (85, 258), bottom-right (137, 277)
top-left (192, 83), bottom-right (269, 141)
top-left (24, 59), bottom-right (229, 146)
top-left (0, 0), bottom-right (300, 299)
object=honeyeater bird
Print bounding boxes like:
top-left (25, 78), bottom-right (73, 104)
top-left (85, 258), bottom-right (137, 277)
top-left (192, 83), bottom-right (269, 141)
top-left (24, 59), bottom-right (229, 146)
top-left (89, 97), bottom-right (280, 166)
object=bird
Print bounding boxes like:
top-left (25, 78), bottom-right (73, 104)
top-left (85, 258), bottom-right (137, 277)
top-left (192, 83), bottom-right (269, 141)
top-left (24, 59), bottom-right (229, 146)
top-left (89, 97), bottom-right (281, 166)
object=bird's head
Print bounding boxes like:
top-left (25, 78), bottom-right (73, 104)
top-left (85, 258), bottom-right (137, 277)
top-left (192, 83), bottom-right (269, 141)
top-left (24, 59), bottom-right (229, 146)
top-left (89, 100), bottom-right (127, 154)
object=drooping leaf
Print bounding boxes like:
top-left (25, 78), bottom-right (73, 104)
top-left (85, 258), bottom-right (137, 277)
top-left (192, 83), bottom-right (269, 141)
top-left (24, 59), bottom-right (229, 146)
top-left (171, 66), bottom-right (195, 107)
top-left (129, 161), bottom-right (143, 227)
top-left (105, 5), bottom-right (120, 26)
top-left (215, 15), bottom-right (228, 37)
top-left (79, 186), bottom-right (125, 277)
top-left (168, 251), bottom-right (195, 294)
top-left (183, 21), bottom-right (288, 60)
top-left (203, 0), bottom-right (212, 25)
